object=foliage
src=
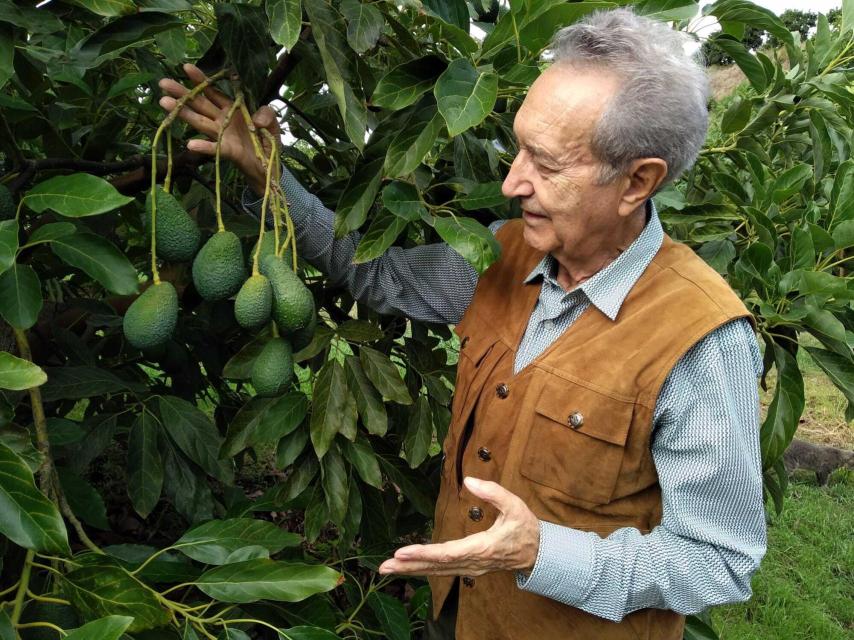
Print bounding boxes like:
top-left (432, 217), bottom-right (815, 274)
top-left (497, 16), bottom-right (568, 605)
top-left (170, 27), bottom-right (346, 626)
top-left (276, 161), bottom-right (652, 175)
top-left (0, 0), bottom-right (852, 638)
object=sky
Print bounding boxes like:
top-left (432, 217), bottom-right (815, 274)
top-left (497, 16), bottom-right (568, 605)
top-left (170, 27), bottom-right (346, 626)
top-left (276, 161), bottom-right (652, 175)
top-left (750, 0), bottom-right (841, 12)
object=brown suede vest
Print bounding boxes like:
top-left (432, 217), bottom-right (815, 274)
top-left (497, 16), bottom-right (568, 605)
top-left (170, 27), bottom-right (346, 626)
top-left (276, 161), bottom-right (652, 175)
top-left (429, 219), bottom-right (755, 640)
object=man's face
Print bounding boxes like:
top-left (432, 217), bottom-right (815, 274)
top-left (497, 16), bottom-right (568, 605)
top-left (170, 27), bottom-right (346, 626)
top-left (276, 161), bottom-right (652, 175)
top-left (501, 64), bottom-right (627, 262)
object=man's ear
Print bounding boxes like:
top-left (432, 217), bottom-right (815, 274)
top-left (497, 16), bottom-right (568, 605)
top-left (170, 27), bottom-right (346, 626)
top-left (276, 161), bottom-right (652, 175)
top-left (617, 158), bottom-right (668, 217)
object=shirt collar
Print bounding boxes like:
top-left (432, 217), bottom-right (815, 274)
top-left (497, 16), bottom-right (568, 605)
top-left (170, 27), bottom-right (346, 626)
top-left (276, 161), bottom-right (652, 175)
top-left (523, 199), bottom-right (664, 321)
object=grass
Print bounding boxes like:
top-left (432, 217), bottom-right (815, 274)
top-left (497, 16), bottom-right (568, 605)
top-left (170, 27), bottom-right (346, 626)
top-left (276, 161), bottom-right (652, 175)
top-left (711, 475), bottom-right (854, 639)
top-left (711, 333), bottom-right (853, 639)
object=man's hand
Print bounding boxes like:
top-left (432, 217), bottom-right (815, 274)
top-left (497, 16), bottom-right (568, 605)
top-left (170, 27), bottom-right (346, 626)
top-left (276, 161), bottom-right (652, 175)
top-left (378, 477), bottom-right (540, 577)
top-left (158, 63), bottom-right (278, 195)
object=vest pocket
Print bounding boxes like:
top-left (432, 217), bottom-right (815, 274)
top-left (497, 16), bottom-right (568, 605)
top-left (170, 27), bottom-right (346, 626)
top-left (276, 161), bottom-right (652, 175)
top-left (520, 379), bottom-right (635, 506)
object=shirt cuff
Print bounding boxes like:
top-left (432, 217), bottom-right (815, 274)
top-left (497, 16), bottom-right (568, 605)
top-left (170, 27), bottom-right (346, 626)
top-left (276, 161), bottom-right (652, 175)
top-left (515, 520), bottom-right (597, 605)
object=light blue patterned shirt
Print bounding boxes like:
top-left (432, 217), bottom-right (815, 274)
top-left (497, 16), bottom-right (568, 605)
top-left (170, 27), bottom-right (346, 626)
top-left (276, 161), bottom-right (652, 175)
top-left (244, 170), bottom-right (767, 622)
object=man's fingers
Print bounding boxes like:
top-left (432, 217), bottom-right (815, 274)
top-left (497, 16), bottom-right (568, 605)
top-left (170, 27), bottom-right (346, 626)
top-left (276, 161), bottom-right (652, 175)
top-left (159, 79), bottom-right (222, 121)
top-left (463, 477), bottom-right (517, 514)
top-left (187, 139), bottom-right (217, 155)
top-left (183, 63), bottom-right (232, 109)
top-left (253, 105), bottom-right (279, 132)
top-left (158, 96), bottom-right (218, 137)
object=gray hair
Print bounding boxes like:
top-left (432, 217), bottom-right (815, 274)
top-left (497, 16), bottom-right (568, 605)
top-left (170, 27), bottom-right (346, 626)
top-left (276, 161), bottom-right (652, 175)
top-left (549, 8), bottom-right (710, 185)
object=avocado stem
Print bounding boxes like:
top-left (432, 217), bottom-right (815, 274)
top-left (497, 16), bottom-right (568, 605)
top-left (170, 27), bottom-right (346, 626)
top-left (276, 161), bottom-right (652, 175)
top-left (214, 94), bottom-right (244, 234)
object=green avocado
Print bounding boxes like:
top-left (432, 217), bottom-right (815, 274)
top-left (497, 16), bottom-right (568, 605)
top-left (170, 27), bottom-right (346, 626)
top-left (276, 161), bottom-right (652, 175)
top-left (251, 337), bottom-right (294, 396)
top-left (291, 312), bottom-right (317, 353)
top-left (234, 274), bottom-right (273, 329)
top-left (260, 253), bottom-right (314, 333)
top-left (145, 187), bottom-right (201, 262)
top-left (247, 233), bottom-right (293, 271)
top-left (192, 230), bottom-right (246, 301)
top-left (123, 281), bottom-right (179, 350)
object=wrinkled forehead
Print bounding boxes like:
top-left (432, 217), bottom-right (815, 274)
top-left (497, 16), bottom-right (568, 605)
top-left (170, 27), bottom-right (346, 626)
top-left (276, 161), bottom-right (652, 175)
top-left (514, 64), bottom-right (622, 147)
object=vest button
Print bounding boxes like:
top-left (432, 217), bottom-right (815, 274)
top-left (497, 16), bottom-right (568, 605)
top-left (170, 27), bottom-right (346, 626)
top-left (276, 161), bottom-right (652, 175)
top-left (468, 506), bottom-right (484, 521)
top-left (568, 411), bottom-right (584, 429)
top-left (495, 383), bottom-right (509, 398)
top-left (462, 576), bottom-right (475, 588)
top-left (477, 447), bottom-right (492, 462)
top-left (460, 336), bottom-right (470, 349)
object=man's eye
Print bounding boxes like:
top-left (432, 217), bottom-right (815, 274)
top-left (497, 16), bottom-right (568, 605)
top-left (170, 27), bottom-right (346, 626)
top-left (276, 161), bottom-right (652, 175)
top-left (537, 162), bottom-right (557, 173)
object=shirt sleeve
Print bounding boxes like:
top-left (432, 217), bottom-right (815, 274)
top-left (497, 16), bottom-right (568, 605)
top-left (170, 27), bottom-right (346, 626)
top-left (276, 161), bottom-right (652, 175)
top-left (516, 316), bottom-right (767, 622)
top-left (241, 167), bottom-right (503, 325)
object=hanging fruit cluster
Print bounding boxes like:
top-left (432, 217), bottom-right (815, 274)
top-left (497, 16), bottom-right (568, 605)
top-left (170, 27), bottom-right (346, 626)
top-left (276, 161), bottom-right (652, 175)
top-left (122, 70), bottom-right (314, 398)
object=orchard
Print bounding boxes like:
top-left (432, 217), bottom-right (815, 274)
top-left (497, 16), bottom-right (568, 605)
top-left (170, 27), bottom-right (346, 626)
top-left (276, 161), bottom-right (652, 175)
top-left (0, 0), bottom-right (852, 638)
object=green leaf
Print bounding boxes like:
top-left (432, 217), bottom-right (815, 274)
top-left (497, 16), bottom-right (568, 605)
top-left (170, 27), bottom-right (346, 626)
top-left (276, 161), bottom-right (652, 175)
top-left (343, 436), bottom-right (383, 489)
top-left (352, 211), bottom-right (409, 264)
top-left (0, 25), bottom-right (12, 91)
top-left (127, 409), bottom-right (163, 519)
top-left (844, 0), bottom-right (854, 34)
top-left (22, 222), bottom-right (77, 248)
top-left (0, 263), bottom-right (41, 330)
top-left (0, 442), bottom-right (69, 554)
top-left (194, 559), bottom-right (341, 603)
top-left (310, 360), bottom-right (348, 458)
top-left (63, 562), bottom-right (170, 632)
top-left (268, 0), bottom-right (302, 49)
top-left (682, 613), bottom-right (719, 640)
top-left (334, 158), bottom-right (384, 237)
top-left (697, 239), bottom-right (736, 275)
top-left (372, 56), bottom-right (446, 111)
top-left (321, 445), bottom-right (348, 526)
top-left (269, 454), bottom-right (318, 502)
top-left (64, 616), bottom-right (134, 640)
top-left (73, 13), bottom-right (182, 67)
top-left (40, 366), bottom-right (142, 402)
top-left (385, 103), bottom-right (444, 177)
top-left (423, 0), bottom-right (469, 30)
top-left (434, 215), bottom-right (501, 275)
top-left (382, 181), bottom-right (425, 221)
top-left (403, 396), bottom-right (432, 468)
top-left (344, 356), bottom-right (387, 435)
top-left (337, 320), bottom-right (384, 343)
top-left (222, 332), bottom-right (269, 379)
top-left (0, 351), bottom-right (46, 390)
top-left (0, 220), bottom-right (16, 275)
top-left (257, 392), bottom-right (309, 443)
top-left (161, 439), bottom-right (214, 523)
top-left (0, 424), bottom-right (43, 472)
top-left (174, 518), bottom-right (301, 565)
top-left (57, 467), bottom-right (109, 530)
top-left (772, 164), bottom-right (812, 203)
top-left (760, 343), bottom-right (805, 466)
top-left (105, 543), bottom-right (201, 584)
top-left (340, 0), bottom-right (383, 53)
top-left (808, 110), bottom-right (832, 180)
top-left (518, 2), bottom-right (614, 53)
top-left (65, 0), bottom-right (136, 17)
top-left (158, 396), bottom-right (233, 483)
top-left (215, 4), bottom-right (272, 105)
top-left (832, 161), bottom-right (854, 228)
top-left (832, 220), bottom-right (854, 250)
top-left (711, 36), bottom-right (767, 92)
top-left (720, 97), bottom-right (752, 135)
top-left (304, 0), bottom-right (367, 149)
top-left (459, 182), bottom-right (507, 211)
top-left (51, 232), bottom-right (138, 295)
top-left (635, 0), bottom-right (699, 20)
top-left (359, 346), bottom-right (412, 405)
top-left (276, 428), bottom-right (309, 470)
top-left (0, 3), bottom-right (63, 33)
top-left (368, 591), bottom-right (411, 640)
top-left (435, 59), bottom-right (498, 137)
top-left (805, 347), bottom-right (854, 421)
top-left (791, 224), bottom-right (815, 271)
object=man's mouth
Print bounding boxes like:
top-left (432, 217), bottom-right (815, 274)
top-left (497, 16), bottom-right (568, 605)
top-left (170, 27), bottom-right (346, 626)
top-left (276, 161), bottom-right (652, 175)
top-left (523, 210), bottom-right (547, 220)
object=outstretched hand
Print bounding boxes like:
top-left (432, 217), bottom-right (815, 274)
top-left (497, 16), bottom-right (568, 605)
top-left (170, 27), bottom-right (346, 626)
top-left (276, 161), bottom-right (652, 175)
top-left (158, 63), bottom-right (278, 194)
top-left (378, 477), bottom-right (541, 577)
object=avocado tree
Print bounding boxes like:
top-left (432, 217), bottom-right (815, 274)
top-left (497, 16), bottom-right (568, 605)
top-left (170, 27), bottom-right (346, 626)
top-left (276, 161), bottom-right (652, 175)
top-left (0, 0), bottom-right (852, 638)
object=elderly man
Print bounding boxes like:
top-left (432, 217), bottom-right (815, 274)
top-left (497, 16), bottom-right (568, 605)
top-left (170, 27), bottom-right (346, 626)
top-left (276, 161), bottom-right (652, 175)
top-left (160, 8), bottom-right (766, 640)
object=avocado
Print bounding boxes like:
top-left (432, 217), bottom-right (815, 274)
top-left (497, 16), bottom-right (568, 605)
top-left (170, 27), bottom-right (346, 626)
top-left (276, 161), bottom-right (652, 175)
top-left (260, 253), bottom-right (314, 333)
top-left (123, 281), bottom-right (178, 350)
top-left (247, 233), bottom-right (293, 271)
top-left (145, 187), bottom-right (201, 262)
top-left (192, 231), bottom-right (246, 301)
top-left (0, 184), bottom-right (15, 220)
top-left (234, 274), bottom-right (273, 329)
top-left (291, 312), bottom-right (317, 353)
top-left (251, 337), bottom-right (294, 396)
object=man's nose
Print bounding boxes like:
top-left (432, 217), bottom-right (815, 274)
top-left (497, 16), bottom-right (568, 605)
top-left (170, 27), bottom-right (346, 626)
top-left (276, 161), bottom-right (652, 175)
top-left (502, 151), bottom-right (534, 200)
